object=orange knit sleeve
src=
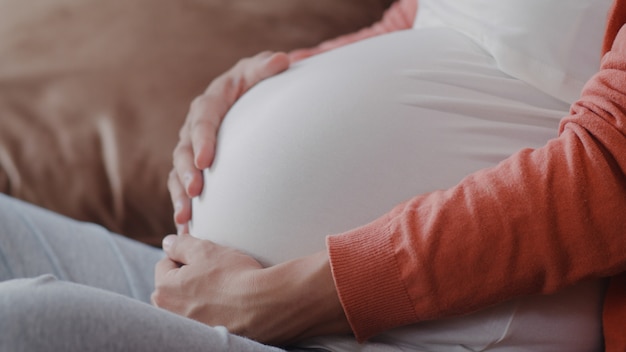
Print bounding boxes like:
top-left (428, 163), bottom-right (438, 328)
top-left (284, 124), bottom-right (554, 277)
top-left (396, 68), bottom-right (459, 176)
top-left (288, 0), bottom-right (417, 62)
top-left (603, 0), bottom-right (626, 55)
top-left (327, 24), bottom-right (626, 345)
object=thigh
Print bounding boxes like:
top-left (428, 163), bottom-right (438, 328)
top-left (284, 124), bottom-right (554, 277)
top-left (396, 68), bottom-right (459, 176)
top-left (0, 194), bottom-right (163, 302)
top-left (0, 276), bottom-right (283, 352)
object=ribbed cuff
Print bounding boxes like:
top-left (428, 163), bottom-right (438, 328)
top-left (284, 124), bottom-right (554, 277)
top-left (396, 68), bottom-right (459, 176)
top-left (326, 215), bottom-right (417, 342)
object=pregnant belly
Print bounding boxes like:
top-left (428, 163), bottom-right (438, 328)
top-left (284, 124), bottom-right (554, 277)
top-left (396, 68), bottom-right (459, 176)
top-left (190, 27), bottom-right (604, 352)
top-left (190, 28), bottom-right (568, 266)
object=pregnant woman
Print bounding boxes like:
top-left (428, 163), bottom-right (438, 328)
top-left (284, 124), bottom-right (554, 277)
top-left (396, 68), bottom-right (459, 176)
top-left (170, 0), bottom-right (617, 350)
top-left (3, 0), bottom-right (626, 351)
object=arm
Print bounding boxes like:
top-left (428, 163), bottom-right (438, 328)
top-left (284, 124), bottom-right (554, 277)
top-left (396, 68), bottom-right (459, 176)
top-left (328, 25), bottom-right (626, 341)
top-left (155, 28), bottom-right (626, 345)
top-left (161, 1), bottom-right (626, 345)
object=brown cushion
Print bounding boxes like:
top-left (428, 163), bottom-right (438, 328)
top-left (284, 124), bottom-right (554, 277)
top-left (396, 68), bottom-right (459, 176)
top-left (0, 0), bottom-right (394, 245)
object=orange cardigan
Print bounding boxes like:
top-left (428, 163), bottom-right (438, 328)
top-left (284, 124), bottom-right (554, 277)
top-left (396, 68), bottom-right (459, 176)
top-left (306, 1), bottom-right (626, 350)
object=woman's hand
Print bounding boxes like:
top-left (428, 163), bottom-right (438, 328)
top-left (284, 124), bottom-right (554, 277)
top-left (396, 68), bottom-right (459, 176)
top-left (170, 52), bottom-right (290, 233)
top-left (152, 234), bottom-right (263, 335)
top-left (152, 234), bottom-right (351, 346)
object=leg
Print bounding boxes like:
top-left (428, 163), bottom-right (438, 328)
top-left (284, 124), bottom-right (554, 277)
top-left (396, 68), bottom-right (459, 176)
top-left (0, 275), bottom-right (284, 352)
top-left (0, 194), bottom-right (162, 302)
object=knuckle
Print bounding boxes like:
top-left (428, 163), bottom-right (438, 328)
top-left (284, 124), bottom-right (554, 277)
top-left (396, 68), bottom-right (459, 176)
top-left (178, 118), bottom-right (192, 140)
top-left (236, 56), bottom-right (251, 68)
top-left (167, 170), bottom-right (180, 189)
top-left (150, 290), bottom-right (164, 307)
top-left (171, 143), bottom-right (190, 165)
top-left (192, 117), bottom-right (218, 136)
top-left (209, 74), bottom-right (228, 92)
top-left (152, 291), bottom-right (172, 310)
top-left (190, 95), bottom-right (206, 110)
top-left (168, 169), bottom-right (178, 181)
top-left (171, 145), bottom-right (182, 162)
top-left (178, 125), bottom-right (187, 140)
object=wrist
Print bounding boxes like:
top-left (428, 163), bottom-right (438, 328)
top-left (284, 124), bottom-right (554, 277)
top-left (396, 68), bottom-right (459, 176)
top-left (250, 251), bottom-right (351, 345)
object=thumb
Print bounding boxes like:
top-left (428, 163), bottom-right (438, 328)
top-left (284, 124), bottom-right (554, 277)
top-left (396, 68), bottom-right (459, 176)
top-left (162, 233), bottom-right (198, 265)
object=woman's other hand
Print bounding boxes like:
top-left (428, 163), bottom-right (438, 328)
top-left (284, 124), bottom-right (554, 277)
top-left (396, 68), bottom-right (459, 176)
top-left (152, 234), bottom-right (351, 346)
top-left (169, 52), bottom-right (290, 233)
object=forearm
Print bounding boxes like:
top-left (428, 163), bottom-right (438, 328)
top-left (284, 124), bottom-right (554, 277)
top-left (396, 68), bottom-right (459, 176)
top-left (288, 0), bottom-right (417, 62)
top-left (252, 251), bottom-right (350, 345)
top-left (328, 25), bottom-right (626, 341)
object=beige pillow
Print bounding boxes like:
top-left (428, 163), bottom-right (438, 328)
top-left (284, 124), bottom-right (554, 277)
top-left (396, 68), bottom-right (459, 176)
top-left (0, 0), bottom-right (394, 245)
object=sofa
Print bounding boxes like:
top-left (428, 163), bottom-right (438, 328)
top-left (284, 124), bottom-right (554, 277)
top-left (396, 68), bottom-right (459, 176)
top-left (0, 0), bottom-right (394, 245)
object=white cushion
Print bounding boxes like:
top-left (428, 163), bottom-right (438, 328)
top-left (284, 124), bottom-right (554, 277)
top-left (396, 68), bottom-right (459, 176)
top-left (414, 0), bottom-right (613, 103)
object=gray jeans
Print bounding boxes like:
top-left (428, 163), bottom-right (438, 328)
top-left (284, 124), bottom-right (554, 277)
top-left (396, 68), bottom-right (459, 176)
top-left (0, 194), bottom-right (285, 352)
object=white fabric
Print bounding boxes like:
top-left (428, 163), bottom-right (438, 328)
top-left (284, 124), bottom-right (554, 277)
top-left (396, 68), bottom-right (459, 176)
top-left (191, 27), bottom-right (603, 351)
top-left (414, 0), bottom-right (613, 104)
top-left (191, 28), bottom-right (569, 267)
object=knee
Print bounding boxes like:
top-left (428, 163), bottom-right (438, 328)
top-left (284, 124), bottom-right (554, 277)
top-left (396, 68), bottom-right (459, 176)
top-left (0, 274), bottom-right (60, 317)
top-left (0, 275), bottom-right (61, 348)
top-left (0, 273), bottom-right (58, 298)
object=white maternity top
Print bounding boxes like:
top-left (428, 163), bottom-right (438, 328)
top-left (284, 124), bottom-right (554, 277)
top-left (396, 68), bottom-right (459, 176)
top-left (191, 1), bottom-right (611, 350)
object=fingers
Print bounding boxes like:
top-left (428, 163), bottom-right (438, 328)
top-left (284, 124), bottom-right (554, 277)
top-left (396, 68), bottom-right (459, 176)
top-left (260, 52), bottom-right (291, 75)
top-left (169, 51), bottom-right (290, 227)
top-left (152, 256), bottom-right (180, 307)
top-left (240, 52), bottom-right (290, 92)
top-left (172, 138), bottom-right (204, 196)
top-left (162, 233), bottom-right (204, 265)
top-left (188, 52), bottom-right (290, 168)
top-left (169, 97), bottom-right (211, 226)
top-left (187, 94), bottom-right (224, 170)
top-left (168, 169), bottom-right (192, 226)
top-left (178, 223), bottom-right (189, 235)
top-left (155, 256), bottom-right (180, 279)
top-left (185, 51), bottom-right (289, 170)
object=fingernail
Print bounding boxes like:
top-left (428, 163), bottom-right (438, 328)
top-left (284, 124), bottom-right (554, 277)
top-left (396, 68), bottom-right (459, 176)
top-left (174, 200), bottom-right (183, 212)
top-left (176, 225), bottom-right (184, 235)
top-left (162, 235), bottom-right (176, 250)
